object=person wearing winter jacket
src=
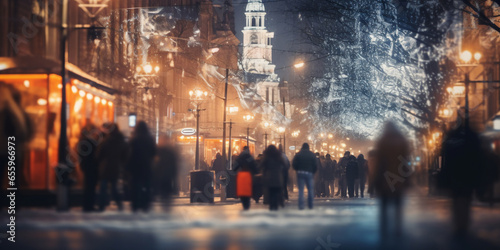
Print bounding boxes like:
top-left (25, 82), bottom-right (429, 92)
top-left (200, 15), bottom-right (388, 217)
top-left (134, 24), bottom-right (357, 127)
top-left (292, 143), bottom-right (318, 209)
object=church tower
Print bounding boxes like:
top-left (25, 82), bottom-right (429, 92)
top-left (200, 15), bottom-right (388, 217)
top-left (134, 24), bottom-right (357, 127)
top-left (242, 0), bottom-right (276, 76)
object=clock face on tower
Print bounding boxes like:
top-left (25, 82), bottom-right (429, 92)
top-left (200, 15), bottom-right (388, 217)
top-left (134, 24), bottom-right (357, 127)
top-left (250, 33), bottom-right (258, 44)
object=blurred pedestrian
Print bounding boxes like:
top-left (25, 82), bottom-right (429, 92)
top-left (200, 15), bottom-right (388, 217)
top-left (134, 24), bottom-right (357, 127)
top-left (154, 135), bottom-right (179, 209)
top-left (253, 153), bottom-right (264, 203)
top-left (324, 154), bottom-right (335, 197)
top-left (77, 122), bottom-right (101, 212)
top-left (367, 150), bottom-right (377, 197)
top-left (292, 143), bottom-right (318, 210)
top-left (127, 121), bottom-right (156, 212)
top-left (278, 144), bottom-right (290, 205)
top-left (261, 145), bottom-right (286, 211)
top-left (370, 122), bottom-right (410, 242)
top-left (314, 152), bottom-right (324, 197)
top-left (96, 123), bottom-right (128, 211)
top-left (356, 154), bottom-right (369, 198)
top-left (212, 153), bottom-right (225, 189)
top-left (234, 146), bottom-right (258, 210)
top-left (337, 151), bottom-right (350, 198)
top-left (346, 155), bottom-right (358, 198)
top-left (440, 124), bottom-right (493, 238)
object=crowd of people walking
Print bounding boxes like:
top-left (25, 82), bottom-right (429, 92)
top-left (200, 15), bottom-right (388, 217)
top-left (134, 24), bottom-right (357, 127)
top-left (77, 120), bottom-right (179, 212)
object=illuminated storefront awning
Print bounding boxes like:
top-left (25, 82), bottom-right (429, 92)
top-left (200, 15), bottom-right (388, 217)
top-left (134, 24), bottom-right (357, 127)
top-left (0, 56), bottom-right (115, 95)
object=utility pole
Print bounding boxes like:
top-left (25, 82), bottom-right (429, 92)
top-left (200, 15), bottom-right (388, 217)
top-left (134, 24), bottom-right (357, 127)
top-left (264, 132), bottom-right (268, 149)
top-left (57, 0), bottom-right (69, 212)
top-left (227, 119), bottom-right (234, 170)
top-left (222, 69), bottom-right (229, 167)
top-left (282, 97), bottom-right (286, 150)
top-left (464, 72), bottom-right (470, 129)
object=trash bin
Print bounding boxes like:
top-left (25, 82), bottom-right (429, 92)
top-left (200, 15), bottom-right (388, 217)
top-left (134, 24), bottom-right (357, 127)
top-left (190, 170), bottom-right (214, 203)
top-left (226, 170), bottom-right (237, 199)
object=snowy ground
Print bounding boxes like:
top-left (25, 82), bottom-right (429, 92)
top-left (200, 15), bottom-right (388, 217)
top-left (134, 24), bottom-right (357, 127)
top-left (2, 189), bottom-right (500, 250)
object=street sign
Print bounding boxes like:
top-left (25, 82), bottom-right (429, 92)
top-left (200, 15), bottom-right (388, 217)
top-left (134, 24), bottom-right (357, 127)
top-left (289, 146), bottom-right (295, 151)
top-left (181, 128), bottom-right (196, 135)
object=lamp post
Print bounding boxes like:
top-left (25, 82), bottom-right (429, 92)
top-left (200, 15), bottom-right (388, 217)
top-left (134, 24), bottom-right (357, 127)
top-left (457, 50), bottom-right (482, 129)
top-left (291, 130), bottom-right (300, 155)
top-left (243, 114), bottom-right (254, 145)
top-left (189, 89), bottom-right (208, 170)
top-left (263, 121), bottom-right (270, 149)
top-left (278, 126), bottom-right (285, 147)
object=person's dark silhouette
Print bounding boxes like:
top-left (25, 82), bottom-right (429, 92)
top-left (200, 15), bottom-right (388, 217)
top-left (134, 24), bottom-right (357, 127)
top-left (77, 122), bottom-right (101, 212)
top-left (234, 146), bottom-right (258, 210)
top-left (440, 124), bottom-right (490, 238)
top-left (371, 122), bottom-right (410, 244)
top-left (96, 123), bottom-right (128, 211)
top-left (337, 151), bottom-right (350, 198)
top-left (292, 143), bottom-right (318, 209)
top-left (261, 145), bottom-right (286, 211)
top-left (127, 121), bottom-right (156, 212)
top-left (154, 135), bottom-right (179, 210)
top-left (357, 154), bottom-right (368, 198)
top-left (346, 155), bottom-right (358, 198)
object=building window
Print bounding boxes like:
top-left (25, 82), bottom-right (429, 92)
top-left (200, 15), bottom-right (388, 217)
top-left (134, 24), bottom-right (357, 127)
top-left (259, 17), bottom-right (262, 27)
top-left (266, 87), bottom-right (269, 103)
top-left (252, 17), bottom-right (256, 27)
top-left (251, 34), bottom-right (258, 44)
top-left (267, 38), bottom-right (271, 45)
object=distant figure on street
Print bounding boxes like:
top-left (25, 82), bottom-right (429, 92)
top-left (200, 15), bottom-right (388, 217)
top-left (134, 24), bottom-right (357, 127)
top-left (346, 155), bottom-right (358, 198)
top-left (261, 145), bottom-right (286, 211)
top-left (212, 153), bottom-right (225, 189)
top-left (127, 121), bottom-right (156, 212)
top-left (234, 146), bottom-right (258, 210)
top-left (337, 151), bottom-right (350, 198)
top-left (356, 154), bottom-right (368, 198)
top-left (440, 123), bottom-right (495, 238)
top-left (324, 154), bottom-right (335, 197)
top-left (154, 135), bottom-right (179, 209)
top-left (292, 143), bottom-right (318, 210)
top-left (278, 144), bottom-right (290, 205)
top-left (77, 122), bottom-right (101, 212)
top-left (367, 150), bottom-right (377, 197)
top-left (314, 152), bottom-right (324, 197)
top-left (370, 122), bottom-right (410, 243)
top-left (96, 123), bottom-right (128, 211)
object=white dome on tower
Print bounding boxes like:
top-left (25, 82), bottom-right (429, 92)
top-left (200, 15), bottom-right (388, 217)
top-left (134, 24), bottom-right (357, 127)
top-left (246, 0), bottom-right (265, 12)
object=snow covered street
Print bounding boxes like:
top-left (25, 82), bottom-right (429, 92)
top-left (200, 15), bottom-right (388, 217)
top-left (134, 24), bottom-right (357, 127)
top-left (3, 191), bottom-right (500, 250)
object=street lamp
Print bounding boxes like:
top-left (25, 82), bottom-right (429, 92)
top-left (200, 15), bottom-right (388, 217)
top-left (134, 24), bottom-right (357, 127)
top-left (189, 88), bottom-right (208, 170)
top-left (457, 50), bottom-right (482, 128)
top-left (263, 121), bottom-right (270, 149)
top-left (291, 130), bottom-right (300, 154)
top-left (243, 114), bottom-right (254, 145)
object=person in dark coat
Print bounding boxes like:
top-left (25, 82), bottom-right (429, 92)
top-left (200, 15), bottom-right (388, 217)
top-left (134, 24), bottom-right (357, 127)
top-left (337, 151), bottom-right (350, 198)
top-left (356, 154), bottom-right (368, 198)
top-left (346, 155), bottom-right (358, 198)
top-left (292, 143), bottom-right (318, 209)
top-left (212, 153), bottom-right (225, 189)
top-left (370, 122), bottom-right (410, 242)
top-left (261, 145), bottom-right (286, 211)
top-left (314, 153), bottom-right (324, 197)
top-left (234, 146), bottom-right (258, 210)
top-left (127, 121), bottom-right (156, 212)
top-left (77, 122), bottom-right (101, 212)
top-left (252, 154), bottom-right (264, 203)
top-left (440, 124), bottom-right (491, 238)
top-left (154, 135), bottom-right (179, 209)
top-left (323, 154), bottom-right (335, 197)
top-left (278, 144), bottom-right (290, 204)
top-left (96, 123), bottom-right (128, 211)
